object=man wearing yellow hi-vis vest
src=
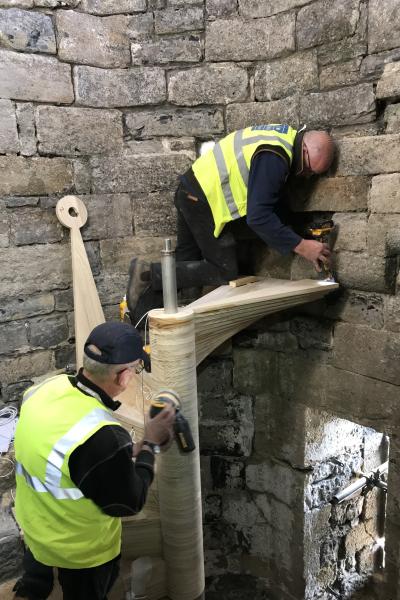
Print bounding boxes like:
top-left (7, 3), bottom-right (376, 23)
top-left (127, 124), bottom-right (335, 323)
top-left (13, 322), bottom-right (175, 600)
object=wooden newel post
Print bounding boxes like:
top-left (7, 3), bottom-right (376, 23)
top-left (149, 307), bottom-right (204, 600)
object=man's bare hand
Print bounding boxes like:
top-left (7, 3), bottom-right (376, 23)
top-left (294, 239), bottom-right (331, 272)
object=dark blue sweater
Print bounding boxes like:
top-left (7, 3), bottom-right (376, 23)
top-left (247, 151), bottom-right (302, 255)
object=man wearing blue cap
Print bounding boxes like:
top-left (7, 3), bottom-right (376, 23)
top-left (13, 322), bottom-right (175, 600)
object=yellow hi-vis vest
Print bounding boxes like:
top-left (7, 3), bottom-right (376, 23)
top-left (192, 124), bottom-right (298, 237)
top-left (14, 374), bottom-right (123, 568)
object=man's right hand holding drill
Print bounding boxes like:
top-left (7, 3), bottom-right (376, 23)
top-left (293, 239), bottom-right (332, 272)
top-left (133, 404), bottom-right (176, 456)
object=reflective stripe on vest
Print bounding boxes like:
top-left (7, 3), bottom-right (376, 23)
top-left (192, 124), bottom-right (297, 237)
top-left (213, 129), bottom-right (294, 221)
top-left (16, 407), bottom-right (119, 500)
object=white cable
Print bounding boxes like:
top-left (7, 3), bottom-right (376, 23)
top-left (0, 405), bottom-right (17, 426)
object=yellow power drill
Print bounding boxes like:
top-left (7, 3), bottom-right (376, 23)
top-left (305, 219), bottom-right (337, 282)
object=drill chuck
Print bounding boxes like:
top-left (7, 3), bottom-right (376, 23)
top-left (149, 390), bottom-right (195, 454)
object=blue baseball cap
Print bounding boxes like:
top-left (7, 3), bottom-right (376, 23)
top-left (84, 322), bottom-right (148, 366)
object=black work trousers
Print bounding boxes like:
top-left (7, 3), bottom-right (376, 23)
top-left (14, 548), bottom-right (120, 600)
top-left (151, 184), bottom-right (239, 290)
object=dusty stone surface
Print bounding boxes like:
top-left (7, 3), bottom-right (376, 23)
top-left (79, 0), bottom-right (146, 14)
top-left (0, 8), bottom-right (56, 53)
top-left (36, 106), bottom-right (123, 156)
top-left (9, 206), bottom-right (62, 245)
top-left (333, 213), bottom-right (367, 252)
top-left (0, 156), bottom-right (73, 196)
top-left (254, 51), bottom-right (318, 101)
top-left (334, 251), bottom-right (396, 294)
top-left (0, 293), bottom-right (54, 323)
top-left (367, 213), bottom-right (400, 256)
top-left (333, 322), bottom-right (400, 386)
top-left (0, 99), bottom-right (18, 154)
top-left (299, 84), bottom-right (375, 127)
top-left (168, 63), bottom-right (248, 106)
top-left (368, 0), bottom-right (400, 53)
top-left (226, 98), bottom-right (299, 130)
top-left (15, 103), bottom-right (35, 156)
top-left (0, 49), bottom-right (73, 103)
top-left (206, 0), bottom-right (237, 19)
top-left (56, 10), bottom-right (131, 68)
top-left (0, 320), bottom-right (28, 354)
top-left (385, 103), bottom-right (400, 133)
top-left (100, 236), bottom-right (165, 273)
top-left (319, 58), bottom-right (362, 90)
top-left (74, 65), bottom-right (166, 107)
top-left (125, 107), bottom-right (224, 138)
top-left (376, 62), bottom-right (400, 102)
top-left (77, 194), bottom-right (133, 240)
top-left (127, 12), bottom-right (153, 40)
top-left (369, 173), bottom-right (400, 213)
top-left (296, 0), bottom-right (360, 50)
top-left (90, 152), bottom-right (190, 194)
top-left (155, 6), bottom-right (204, 34)
top-left (290, 176), bottom-right (370, 212)
top-left (239, 0), bottom-right (309, 18)
top-left (361, 48), bottom-right (400, 81)
top-left (318, 36), bottom-right (367, 67)
top-left (0, 0), bottom-right (33, 5)
top-left (205, 15), bottom-right (295, 61)
top-left (0, 511), bottom-right (23, 582)
top-left (337, 133), bottom-right (400, 175)
top-left (131, 34), bottom-right (202, 65)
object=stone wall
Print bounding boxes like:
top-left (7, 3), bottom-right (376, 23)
top-left (0, 0), bottom-right (400, 598)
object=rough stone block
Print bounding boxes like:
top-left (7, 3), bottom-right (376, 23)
top-left (100, 236), bottom-right (165, 273)
top-left (0, 245), bottom-right (71, 297)
top-left (317, 37), bottom-right (366, 67)
top-left (233, 347), bottom-right (279, 396)
top-left (384, 296), bottom-right (400, 332)
top-left (334, 251), bottom-right (396, 294)
top-left (376, 62), bottom-right (400, 102)
top-left (133, 190), bottom-right (176, 237)
top-left (95, 272), bottom-right (127, 305)
top-left (74, 66), bottom-right (166, 108)
top-left (127, 12), bottom-right (153, 40)
top-left (297, 0), bottom-right (360, 50)
top-left (0, 49), bottom-right (73, 103)
top-left (200, 419), bottom-right (253, 457)
top-left (254, 51), bottom-right (318, 101)
top-left (0, 321), bottom-right (28, 354)
top-left (15, 103), bottom-right (35, 156)
top-left (333, 213), bottom-right (367, 252)
top-left (333, 322), bottom-right (400, 386)
top-left (320, 58), bottom-right (362, 90)
top-left (360, 48), bottom-right (400, 82)
top-left (0, 350), bottom-right (53, 384)
top-left (246, 461), bottom-right (305, 507)
top-left (79, 0), bottom-right (146, 14)
top-left (53, 288), bottom-right (73, 312)
top-left (36, 106), bottom-right (123, 157)
top-left (0, 511), bottom-right (23, 581)
top-left (125, 107), bottom-right (223, 138)
top-left (155, 6), bottom-right (203, 34)
top-left (290, 176), bottom-right (370, 212)
top-left (205, 15), bottom-right (295, 62)
top-left (10, 206), bottom-right (62, 245)
top-left (78, 194), bottom-right (133, 240)
top-left (206, 0), bottom-right (237, 19)
top-left (299, 84), bottom-right (375, 127)
top-left (34, 0), bottom-right (79, 5)
top-left (168, 63), bottom-right (248, 106)
top-left (131, 34), bottom-right (202, 65)
top-left (368, 213), bottom-right (400, 257)
top-left (226, 98), bottom-right (299, 131)
top-left (290, 316), bottom-right (333, 351)
top-left (0, 0), bottom-right (32, 6)
top-left (169, 0), bottom-right (201, 5)
top-left (304, 290), bottom-right (384, 330)
top-left (0, 8), bottom-right (56, 53)
top-left (28, 314), bottom-right (68, 348)
top-left (0, 203), bottom-right (9, 248)
top-left (91, 152), bottom-right (190, 193)
top-left (368, 173), bottom-right (400, 213)
top-left (0, 99), bottom-right (18, 154)
top-left (385, 104), bottom-right (400, 134)
top-left (368, 0), bottom-right (400, 53)
top-left (239, 0), bottom-right (309, 18)
top-left (0, 156), bottom-right (73, 196)
top-left (337, 134), bottom-right (400, 176)
top-left (0, 293), bottom-right (54, 323)
top-left (56, 10), bottom-right (131, 68)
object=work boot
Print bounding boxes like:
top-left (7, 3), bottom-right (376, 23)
top-left (127, 258), bottom-right (151, 323)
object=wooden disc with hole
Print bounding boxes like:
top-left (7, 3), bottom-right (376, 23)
top-left (56, 195), bottom-right (88, 230)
